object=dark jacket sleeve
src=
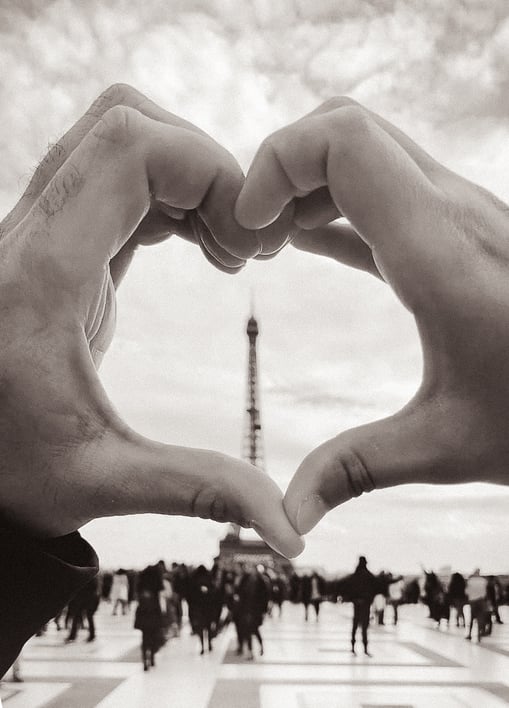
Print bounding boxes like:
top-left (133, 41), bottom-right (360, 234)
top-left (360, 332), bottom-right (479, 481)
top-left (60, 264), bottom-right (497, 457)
top-left (0, 527), bottom-right (99, 677)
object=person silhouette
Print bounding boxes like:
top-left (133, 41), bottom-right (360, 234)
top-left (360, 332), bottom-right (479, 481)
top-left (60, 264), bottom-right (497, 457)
top-left (337, 556), bottom-right (384, 657)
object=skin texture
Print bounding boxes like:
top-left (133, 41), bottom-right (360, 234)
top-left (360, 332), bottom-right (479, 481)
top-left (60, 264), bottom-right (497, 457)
top-left (0, 84), bottom-right (304, 559)
top-left (235, 96), bottom-right (509, 535)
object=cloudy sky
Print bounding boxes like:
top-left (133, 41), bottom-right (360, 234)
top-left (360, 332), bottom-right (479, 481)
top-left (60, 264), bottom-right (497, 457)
top-left (1, 0), bottom-right (509, 575)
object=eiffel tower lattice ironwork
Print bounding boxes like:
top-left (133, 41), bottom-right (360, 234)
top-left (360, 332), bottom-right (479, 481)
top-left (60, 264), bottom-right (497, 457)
top-left (229, 313), bottom-right (265, 538)
top-left (218, 312), bottom-right (293, 573)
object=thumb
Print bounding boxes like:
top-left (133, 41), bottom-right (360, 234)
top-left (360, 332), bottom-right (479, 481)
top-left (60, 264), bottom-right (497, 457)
top-left (283, 405), bottom-right (442, 535)
top-left (88, 429), bottom-right (305, 560)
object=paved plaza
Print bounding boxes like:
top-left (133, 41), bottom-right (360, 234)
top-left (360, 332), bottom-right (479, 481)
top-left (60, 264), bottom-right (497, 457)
top-left (1, 601), bottom-right (509, 707)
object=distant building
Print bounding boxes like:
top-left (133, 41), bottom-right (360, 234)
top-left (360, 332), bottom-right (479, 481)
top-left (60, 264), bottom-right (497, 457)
top-left (219, 530), bottom-right (293, 575)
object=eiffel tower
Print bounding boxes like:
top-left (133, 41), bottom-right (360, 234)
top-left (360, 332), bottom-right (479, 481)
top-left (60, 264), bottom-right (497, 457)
top-left (217, 311), bottom-right (292, 573)
top-left (228, 313), bottom-right (264, 538)
top-left (243, 313), bottom-right (264, 471)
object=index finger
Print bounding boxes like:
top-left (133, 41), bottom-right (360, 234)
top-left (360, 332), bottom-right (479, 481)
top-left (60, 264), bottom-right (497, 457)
top-left (3, 84), bottom-right (208, 232)
top-left (235, 106), bottom-right (436, 250)
top-left (21, 107), bottom-right (252, 284)
top-left (4, 83), bottom-right (259, 262)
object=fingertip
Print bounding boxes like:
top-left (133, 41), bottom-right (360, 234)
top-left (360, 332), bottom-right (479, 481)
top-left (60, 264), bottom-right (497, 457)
top-left (234, 183), bottom-right (287, 231)
top-left (286, 534), bottom-right (306, 559)
top-left (294, 494), bottom-right (329, 535)
top-left (256, 203), bottom-right (296, 256)
top-left (250, 519), bottom-right (305, 559)
top-left (198, 177), bottom-right (260, 259)
top-left (234, 190), bottom-right (263, 230)
top-left (225, 227), bottom-right (261, 260)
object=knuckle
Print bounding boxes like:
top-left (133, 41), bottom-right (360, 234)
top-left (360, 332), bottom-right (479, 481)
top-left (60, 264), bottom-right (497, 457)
top-left (321, 95), bottom-right (359, 112)
top-left (260, 130), bottom-right (290, 166)
top-left (104, 82), bottom-right (136, 101)
top-left (319, 444), bottom-right (375, 507)
top-left (329, 104), bottom-right (373, 142)
top-left (93, 105), bottom-right (142, 146)
top-left (88, 83), bottom-right (143, 120)
top-left (102, 82), bottom-right (137, 107)
top-left (260, 131), bottom-right (282, 156)
top-left (337, 447), bottom-right (375, 499)
top-left (190, 486), bottom-right (228, 523)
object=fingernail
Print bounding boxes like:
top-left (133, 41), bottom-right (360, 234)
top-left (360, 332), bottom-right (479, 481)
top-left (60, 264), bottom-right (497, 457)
top-left (296, 494), bottom-right (329, 534)
top-left (250, 520), bottom-right (305, 560)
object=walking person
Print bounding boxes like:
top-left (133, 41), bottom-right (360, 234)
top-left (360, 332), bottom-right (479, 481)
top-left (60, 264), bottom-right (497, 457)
top-left (337, 556), bottom-right (384, 657)
top-left (170, 563), bottom-right (189, 634)
top-left (65, 576), bottom-right (100, 643)
top-left (372, 592), bottom-right (386, 626)
top-left (309, 572), bottom-right (325, 621)
top-left (465, 569), bottom-right (488, 643)
top-left (387, 577), bottom-right (405, 626)
top-left (487, 576), bottom-right (504, 628)
top-left (300, 574), bottom-right (312, 622)
top-left (300, 572), bottom-right (325, 622)
top-left (134, 565), bottom-right (165, 671)
top-left (234, 564), bottom-right (269, 659)
top-left (448, 573), bottom-right (467, 628)
top-left (188, 565), bottom-right (215, 655)
top-left (111, 569), bottom-right (129, 616)
top-left (270, 573), bottom-right (287, 618)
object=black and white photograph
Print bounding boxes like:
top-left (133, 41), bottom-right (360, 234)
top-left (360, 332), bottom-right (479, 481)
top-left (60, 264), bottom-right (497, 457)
top-left (1, 1), bottom-right (509, 706)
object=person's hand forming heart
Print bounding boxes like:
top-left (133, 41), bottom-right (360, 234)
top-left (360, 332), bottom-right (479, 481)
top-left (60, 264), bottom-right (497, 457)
top-left (0, 83), bottom-right (303, 559)
top-left (236, 97), bottom-right (509, 535)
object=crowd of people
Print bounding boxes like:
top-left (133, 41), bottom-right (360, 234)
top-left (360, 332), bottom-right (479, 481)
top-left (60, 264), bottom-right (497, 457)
top-left (14, 557), bottom-right (508, 676)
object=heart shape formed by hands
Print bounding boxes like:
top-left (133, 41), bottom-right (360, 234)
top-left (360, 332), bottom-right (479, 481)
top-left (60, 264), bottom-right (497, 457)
top-left (1, 85), bottom-right (508, 564)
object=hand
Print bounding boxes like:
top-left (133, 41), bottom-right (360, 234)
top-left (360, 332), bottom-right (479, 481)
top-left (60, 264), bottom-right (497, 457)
top-left (235, 96), bottom-right (509, 535)
top-left (0, 83), bottom-right (303, 559)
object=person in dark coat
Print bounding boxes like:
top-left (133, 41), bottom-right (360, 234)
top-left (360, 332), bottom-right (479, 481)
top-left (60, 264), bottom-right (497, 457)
top-left (270, 573), bottom-right (287, 617)
top-left (289, 572), bottom-right (301, 604)
top-left (170, 562), bottom-right (189, 632)
top-left (423, 570), bottom-right (449, 624)
top-left (337, 556), bottom-right (384, 656)
top-left (134, 565), bottom-right (165, 671)
top-left (65, 575), bottom-right (100, 643)
top-left (448, 572), bottom-right (466, 628)
top-left (187, 565), bottom-right (216, 655)
top-left (234, 564), bottom-right (269, 659)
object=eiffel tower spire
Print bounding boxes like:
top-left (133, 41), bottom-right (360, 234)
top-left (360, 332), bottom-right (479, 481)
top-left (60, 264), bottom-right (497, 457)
top-left (243, 312), bottom-right (265, 470)
top-left (228, 309), bottom-right (265, 538)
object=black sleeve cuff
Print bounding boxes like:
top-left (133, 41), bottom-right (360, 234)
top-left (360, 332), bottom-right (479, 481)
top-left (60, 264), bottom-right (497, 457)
top-left (0, 527), bottom-right (99, 677)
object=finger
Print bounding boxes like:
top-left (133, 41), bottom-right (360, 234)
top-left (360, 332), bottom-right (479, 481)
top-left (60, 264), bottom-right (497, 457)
top-left (292, 223), bottom-right (383, 280)
top-left (197, 168), bottom-right (260, 260)
top-left (22, 106), bottom-right (250, 281)
top-left (253, 238), bottom-right (292, 261)
top-left (110, 209), bottom-right (191, 289)
top-left (5, 83), bottom-right (259, 261)
top-left (3, 83), bottom-right (209, 232)
top-left (189, 212), bottom-right (246, 272)
top-left (90, 430), bottom-right (305, 559)
top-left (283, 403), bottom-right (453, 535)
top-left (110, 210), bottom-right (203, 289)
top-left (303, 97), bottom-right (442, 179)
top-left (235, 105), bottom-right (439, 267)
top-left (255, 203), bottom-right (297, 257)
top-left (293, 186), bottom-right (341, 230)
